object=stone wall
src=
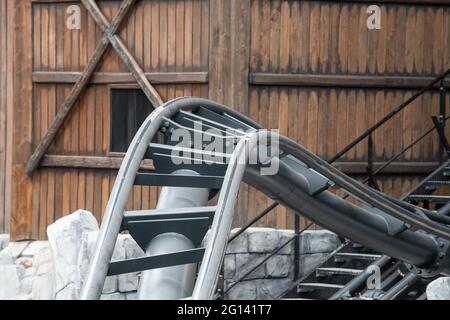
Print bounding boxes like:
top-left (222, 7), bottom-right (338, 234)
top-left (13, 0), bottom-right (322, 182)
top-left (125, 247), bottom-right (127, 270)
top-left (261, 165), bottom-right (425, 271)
top-left (0, 211), bottom-right (341, 300)
top-left (223, 228), bottom-right (340, 300)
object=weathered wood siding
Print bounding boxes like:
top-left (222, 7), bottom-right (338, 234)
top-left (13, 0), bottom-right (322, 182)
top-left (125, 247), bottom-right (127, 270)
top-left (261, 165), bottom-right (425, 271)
top-left (0, 0), bottom-right (13, 234)
top-left (8, 0), bottom-right (450, 239)
top-left (242, 1), bottom-right (450, 229)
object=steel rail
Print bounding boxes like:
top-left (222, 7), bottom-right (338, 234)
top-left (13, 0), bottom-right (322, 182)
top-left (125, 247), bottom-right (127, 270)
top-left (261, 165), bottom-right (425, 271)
top-left (81, 97), bottom-right (450, 300)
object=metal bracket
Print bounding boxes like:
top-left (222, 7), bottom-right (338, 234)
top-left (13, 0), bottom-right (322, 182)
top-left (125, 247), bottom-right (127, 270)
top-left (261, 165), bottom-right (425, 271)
top-left (122, 206), bottom-right (217, 230)
top-left (108, 248), bottom-right (206, 276)
top-left (367, 134), bottom-right (380, 191)
top-left (432, 116), bottom-right (450, 158)
top-left (128, 217), bottom-right (211, 251)
top-left (135, 172), bottom-right (224, 189)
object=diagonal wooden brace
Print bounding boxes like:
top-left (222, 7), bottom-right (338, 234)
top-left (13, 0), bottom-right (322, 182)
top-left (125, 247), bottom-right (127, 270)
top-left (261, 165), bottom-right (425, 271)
top-left (82, 0), bottom-right (163, 108)
top-left (26, 0), bottom-right (137, 175)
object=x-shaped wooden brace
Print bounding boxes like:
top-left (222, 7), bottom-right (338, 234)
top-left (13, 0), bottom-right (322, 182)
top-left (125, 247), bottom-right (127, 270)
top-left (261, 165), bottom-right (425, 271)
top-left (26, 0), bottom-right (163, 175)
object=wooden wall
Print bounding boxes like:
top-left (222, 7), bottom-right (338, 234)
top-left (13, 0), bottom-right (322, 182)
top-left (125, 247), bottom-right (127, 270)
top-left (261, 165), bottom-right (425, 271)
top-left (23, 0), bottom-right (211, 239)
top-left (211, 0), bottom-right (450, 229)
top-left (8, 0), bottom-right (450, 239)
top-left (0, 1), bottom-right (12, 234)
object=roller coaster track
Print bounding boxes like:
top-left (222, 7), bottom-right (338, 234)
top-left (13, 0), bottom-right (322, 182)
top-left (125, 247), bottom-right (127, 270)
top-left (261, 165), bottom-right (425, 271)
top-left (80, 97), bottom-right (450, 300)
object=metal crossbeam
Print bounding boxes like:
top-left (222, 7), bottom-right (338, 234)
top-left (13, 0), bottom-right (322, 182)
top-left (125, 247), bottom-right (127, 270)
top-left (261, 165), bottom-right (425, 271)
top-left (108, 248), bottom-right (206, 276)
top-left (26, 0), bottom-right (163, 175)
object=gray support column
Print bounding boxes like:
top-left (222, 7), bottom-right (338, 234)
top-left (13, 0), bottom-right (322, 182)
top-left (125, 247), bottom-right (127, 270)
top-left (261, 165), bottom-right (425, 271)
top-left (137, 170), bottom-right (210, 300)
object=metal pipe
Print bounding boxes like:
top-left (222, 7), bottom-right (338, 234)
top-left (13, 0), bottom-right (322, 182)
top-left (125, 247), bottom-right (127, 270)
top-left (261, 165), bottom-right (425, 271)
top-left (80, 98), bottom-right (260, 300)
top-left (192, 136), bottom-right (251, 300)
top-left (246, 162), bottom-right (440, 267)
top-left (82, 97), bottom-right (450, 300)
top-left (330, 256), bottom-right (392, 300)
top-left (380, 272), bottom-right (418, 300)
top-left (439, 202), bottom-right (450, 217)
top-left (277, 134), bottom-right (450, 242)
top-left (138, 170), bottom-right (210, 300)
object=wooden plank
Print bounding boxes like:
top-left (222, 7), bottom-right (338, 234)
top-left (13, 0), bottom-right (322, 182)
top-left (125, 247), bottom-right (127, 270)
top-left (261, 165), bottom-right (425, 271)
top-left (192, 0), bottom-right (201, 70)
top-left (41, 155), bottom-right (154, 170)
top-left (26, 0), bottom-right (137, 175)
top-left (11, 0), bottom-right (34, 240)
top-left (249, 73), bottom-right (450, 89)
top-left (319, 4), bottom-right (330, 73)
top-left (376, 6), bottom-right (387, 73)
top-left (0, 0), bottom-right (7, 232)
top-left (82, 0), bottom-right (163, 107)
top-left (32, 0), bottom-right (450, 5)
top-left (309, 2), bottom-right (320, 73)
top-left (333, 162), bottom-right (441, 175)
top-left (150, 0), bottom-right (159, 71)
top-left (4, 0), bottom-right (14, 234)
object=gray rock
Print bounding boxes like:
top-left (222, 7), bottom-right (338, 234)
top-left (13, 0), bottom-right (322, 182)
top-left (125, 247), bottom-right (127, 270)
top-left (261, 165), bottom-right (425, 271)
top-left (78, 231), bottom-right (125, 294)
top-left (36, 262), bottom-right (53, 276)
top-left (118, 273), bottom-right (140, 293)
top-left (118, 235), bottom-right (141, 293)
top-left (123, 235), bottom-right (145, 259)
top-left (126, 292), bottom-right (138, 300)
top-left (225, 281), bottom-right (257, 300)
top-left (15, 257), bottom-right (34, 269)
top-left (256, 279), bottom-right (293, 300)
top-left (77, 231), bottom-right (98, 284)
top-left (223, 255), bottom-right (236, 279)
top-left (23, 266), bottom-right (37, 278)
top-left (266, 255), bottom-right (293, 278)
top-left (427, 277), bottom-right (450, 300)
top-left (1, 241), bottom-right (30, 260)
top-left (22, 241), bottom-right (50, 257)
top-left (298, 253), bottom-right (330, 278)
top-left (13, 294), bottom-right (33, 300)
top-left (55, 283), bottom-right (78, 300)
top-left (20, 276), bottom-right (35, 296)
top-left (248, 228), bottom-right (280, 253)
top-left (0, 252), bottom-right (13, 265)
top-left (234, 254), bottom-right (266, 281)
top-left (0, 264), bottom-right (24, 299)
top-left (28, 261), bottom-right (56, 300)
top-left (0, 234), bottom-right (9, 251)
top-left (102, 235), bottom-right (126, 294)
top-left (300, 231), bottom-right (340, 254)
top-left (33, 246), bottom-right (53, 269)
top-left (31, 272), bottom-right (55, 300)
top-left (101, 292), bottom-right (127, 300)
top-left (47, 210), bottom-right (99, 300)
top-left (226, 229), bottom-right (249, 254)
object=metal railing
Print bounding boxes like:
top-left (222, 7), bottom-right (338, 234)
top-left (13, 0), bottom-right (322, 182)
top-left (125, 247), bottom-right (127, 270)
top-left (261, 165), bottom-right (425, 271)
top-left (225, 68), bottom-right (450, 297)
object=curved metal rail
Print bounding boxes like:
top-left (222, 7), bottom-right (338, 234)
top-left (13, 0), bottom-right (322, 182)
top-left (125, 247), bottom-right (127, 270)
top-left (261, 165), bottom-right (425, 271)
top-left (81, 97), bottom-right (450, 300)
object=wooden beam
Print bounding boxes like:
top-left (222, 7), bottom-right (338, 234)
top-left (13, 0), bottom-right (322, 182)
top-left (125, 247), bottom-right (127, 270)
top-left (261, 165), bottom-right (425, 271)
top-left (32, 71), bottom-right (209, 84)
top-left (249, 73), bottom-right (450, 89)
top-left (31, 0), bottom-right (450, 6)
top-left (40, 155), bottom-right (437, 176)
top-left (41, 155), bottom-right (154, 170)
top-left (82, 0), bottom-right (164, 107)
top-left (26, 0), bottom-right (136, 175)
top-left (333, 161), bottom-right (440, 175)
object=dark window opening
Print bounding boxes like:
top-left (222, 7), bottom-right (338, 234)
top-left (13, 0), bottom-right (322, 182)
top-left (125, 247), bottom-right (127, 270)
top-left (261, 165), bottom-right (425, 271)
top-left (110, 89), bottom-right (163, 153)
